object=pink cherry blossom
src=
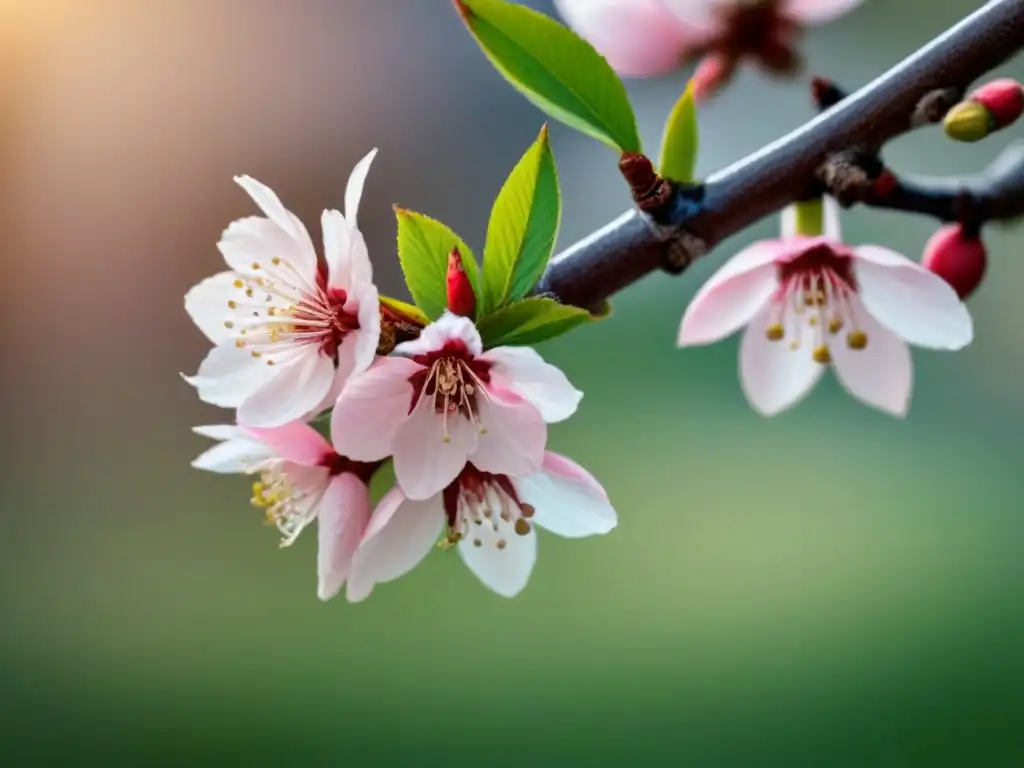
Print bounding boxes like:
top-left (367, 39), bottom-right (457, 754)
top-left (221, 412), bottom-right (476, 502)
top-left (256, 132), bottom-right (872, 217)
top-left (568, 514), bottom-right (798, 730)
top-left (345, 453), bottom-right (617, 601)
top-left (332, 312), bottom-right (582, 501)
top-left (192, 421), bottom-right (376, 601)
top-left (184, 149), bottom-right (381, 428)
top-left (677, 197), bottom-right (973, 417)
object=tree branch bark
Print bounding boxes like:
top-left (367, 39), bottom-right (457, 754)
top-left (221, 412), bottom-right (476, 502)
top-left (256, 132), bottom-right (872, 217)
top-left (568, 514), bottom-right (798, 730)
top-left (534, 0), bottom-right (1024, 310)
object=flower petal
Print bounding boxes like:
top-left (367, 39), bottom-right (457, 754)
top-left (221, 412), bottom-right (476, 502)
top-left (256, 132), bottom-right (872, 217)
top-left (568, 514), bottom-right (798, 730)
top-left (739, 304), bottom-right (825, 416)
top-left (395, 312), bottom-right (483, 358)
top-left (192, 424), bottom-right (248, 441)
top-left (553, 0), bottom-right (702, 77)
top-left (783, 0), bottom-right (864, 25)
top-left (458, 517), bottom-right (537, 598)
top-left (232, 176), bottom-right (318, 274)
top-left (331, 356), bottom-right (421, 461)
top-left (514, 452), bottom-right (617, 539)
top-left (678, 260), bottom-right (777, 346)
top-left (185, 344), bottom-right (273, 408)
top-left (351, 282), bottom-right (382, 373)
top-left (317, 474), bottom-right (372, 602)
top-left (479, 346), bottom-right (582, 423)
top-left (321, 209), bottom-right (354, 290)
top-left (185, 272), bottom-right (241, 344)
top-left (191, 431), bottom-right (276, 474)
top-left (853, 246), bottom-right (973, 349)
top-left (243, 422), bottom-right (334, 466)
top-left (217, 215), bottom-right (316, 283)
top-left (345, 148), bottom-right (378, 228)
top-left (471, 388), bottom-right (546, 479)
top-left (346, 488), bottom-right (444, 603)
top-left (237, 351), bottom-right (335, 428)
top-left (830, 296), bottom-right (913, 417)
top-left (393, 399), bottom-right (478, 500)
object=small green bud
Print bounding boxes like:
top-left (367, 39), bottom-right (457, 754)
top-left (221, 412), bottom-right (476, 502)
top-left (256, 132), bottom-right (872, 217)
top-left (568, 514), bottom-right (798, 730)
top-left (943, 100), bottom-right (992, 143)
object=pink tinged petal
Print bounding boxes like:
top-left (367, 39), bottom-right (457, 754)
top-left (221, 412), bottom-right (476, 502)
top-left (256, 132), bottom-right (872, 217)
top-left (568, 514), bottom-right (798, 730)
top-left (185, 271), bottom-right (240, 344)
top-left (829, 296), bottom-right (913, 417)
top-left (479, 346), bottom-right (582, 423)
top-left (783, 0), bottom-right (864, 25)
top-left (217, 216), bottom-right (314, 282)
top-left (346, 488), bottom-right (445, 603)
top-left (663, 0), bottom-right (728, 36)
top-left (853, 246), bottom-right (974, 350)
top-left (553, 0), bottom-right (698, 77)
top-left (331, 356), bottom-right (422, 461)
top-left (191, 425), bottom-right (277, 474)
top-left (351, 282), bottom-right (382, 374)
top-left (457, 518), bottom-right (537, 598)
top-left (237, 351), bottom-right (335, 428)
top-left (739, 304), bottom-right (826, 416)
top-left (395, 313), bottom-right (483, 358)
top-left (471, 388), bottom-right (546, 478)
top-left (393, 399), bottom-right (479, 500)
top-left (321, 209), bottom-right (354, 291)
top-left (231, 176), bottom-right (318, 275)
top-left (243, 422), bottom-right (333, 466)
top-left (513, 452), bottom-right (617, 539)
top-left (345, 148), bottom-right (378, 228)
top-left (184, 344), bottom-right (274, 408)
top-left (678, 261), bottom-right (777, 346)
top-left (317, 474), bottom-right (372, 602)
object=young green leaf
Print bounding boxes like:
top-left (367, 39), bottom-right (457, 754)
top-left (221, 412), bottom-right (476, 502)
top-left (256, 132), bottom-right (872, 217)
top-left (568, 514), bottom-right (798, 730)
top-left (395, 208), bottom-right (481, 321)
top-left (476, 297), bottom-right (592, 348)
top-left (481, 125), bottom-right (561, 315)
top-left (454, 0), bottom-right (641, 154)
top-left (379, 295), bottom-right (429, 327)
top-left (658, 81), bottom-right (699, 183)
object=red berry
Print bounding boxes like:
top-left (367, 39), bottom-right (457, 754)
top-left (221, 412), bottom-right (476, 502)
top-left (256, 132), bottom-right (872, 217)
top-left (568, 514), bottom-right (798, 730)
top-left (446, 246), bottom-right (476, 318)
top-left (970, 78), bottom-right (1024, 129)
top-left (921, 224), bottom-right (987, 300)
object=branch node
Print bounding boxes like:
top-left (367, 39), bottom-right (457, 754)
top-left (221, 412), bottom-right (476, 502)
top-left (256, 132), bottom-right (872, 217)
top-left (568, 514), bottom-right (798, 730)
top-left (912, 87), bottom-right (963, 127)
top-left (662, 230), bottom-right (706, 275)
top-left (619, 153), bottom-right (673, 213)
top-left (816, 149), bottom-right (883, 206)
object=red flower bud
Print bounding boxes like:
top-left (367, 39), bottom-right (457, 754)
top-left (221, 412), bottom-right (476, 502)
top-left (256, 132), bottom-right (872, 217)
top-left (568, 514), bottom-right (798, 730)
top-left (969, 78), bottom-right (1024, 129)
top-left (921, 224), bottom-right (987, 300)
top-left (446, 246), bottom-right (476, 318)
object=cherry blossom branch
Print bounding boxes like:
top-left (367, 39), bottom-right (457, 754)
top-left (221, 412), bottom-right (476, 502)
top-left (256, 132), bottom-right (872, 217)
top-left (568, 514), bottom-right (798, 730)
top-left (534, 0), bottom-right (1024, 310)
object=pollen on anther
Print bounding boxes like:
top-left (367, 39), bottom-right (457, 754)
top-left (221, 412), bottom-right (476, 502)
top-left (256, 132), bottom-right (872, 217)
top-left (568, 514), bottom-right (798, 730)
top-left (812, 345), bottom-right (832, 364)
top-left (245, 288), bottom-right (254, 298)
top-left (514, 519), bottom-right (531, 536)
top-left (272, 256), bottom-right (281, 265)
top-left (227, 300), bottom-right (237, 309)
top-left (233, 279), bottom-right (244, 289)
top-left (829, 318), bottom-right (843, 334)
top-left (251, 351), bottom-right (262, 358)
top-left (847, 329), bottom-right (868, 350)
top-left (251, 262), bottom-right (260, 270)
top-left (266, 360), bottom-right (275, 366)
top-left (235, 339), bottom-right (246, 348)
top-left (472, 538), bottom-right (482, 548)
top-left (520, 504), bottom-right (535, 519)
top-left (224, 321), bottom-right (234, 329)
top-left (496, 539), bottom-right (507, 550)
top-left (765, 323), bottom-right (784, 341)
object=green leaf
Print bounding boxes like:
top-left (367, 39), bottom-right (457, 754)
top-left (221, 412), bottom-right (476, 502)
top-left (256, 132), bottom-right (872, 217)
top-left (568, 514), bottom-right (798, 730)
top-left (454, 0), bottom-right (641, 153)
top-left (476, 297), bottom-right (592, 348)
top-left (379, 295), bottom-right (429, 327)
top-left (658, 81), bottom-right (699, 183)
top-left (395, 208), bottom-right (481, 321)
top-left (481, 125), bottom-right (561, 315)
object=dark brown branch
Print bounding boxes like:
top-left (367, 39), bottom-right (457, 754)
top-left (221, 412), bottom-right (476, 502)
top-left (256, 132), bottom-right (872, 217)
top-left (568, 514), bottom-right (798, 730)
top-left (534, 0), bottom-right (1024, 310)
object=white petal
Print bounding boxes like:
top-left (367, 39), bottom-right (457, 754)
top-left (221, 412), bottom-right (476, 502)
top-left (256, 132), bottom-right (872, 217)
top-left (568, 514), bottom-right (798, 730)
top-left (217, 215), bottom-right (316, 284)
top-left (191, 436), bottom-right (276, 474)
top-left (458, 517), bottom-right (537, 598)
top-left (392, 398), bottom-right (478, 500)
top-left (739, 304), bottom-right (825, 416)
top-left (185, 344), bottom-right (273, 408)
top-left (191, 424), bottom-right (249, 441)
top-left (471, 388), bottom-right (546, 479)
top-left (678, 261), bottom-right (777, 346)
top-left (351, 282), bottom-right (381, 374)
top-left (317, 474), bottom-right (371, 602)
top-left (331, 356), bottom-right (421, 461)
top-left (233, 176), bottom-right (318, 268)
top-left (237, 351), bottom-right (335, 428)
top-left (479, 346), bottom-right (582, 423)
top-left (853, 246), bottom-right (974, 350)
top-left (395, 313), bottom-right (484, 358)
top-left (514, 452), bottom-right (617, 539)
top-left (830, 296), bottom-right (913, 417)
top-left (346, 488), bottom-right (445, 603)
top-left (345, 148), bottom-right (378, 228)
top-left (321, 209), bottom-right (354, 291)
top-left (346, 226), bottom-right (374, 289)
top-left (185, 272), bottom-right (241, 345)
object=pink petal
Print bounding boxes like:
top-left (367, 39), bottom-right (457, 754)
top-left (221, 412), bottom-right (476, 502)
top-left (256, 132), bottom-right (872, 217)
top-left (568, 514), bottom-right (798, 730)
top-left (678, 242), bottom-right (783, 346)
top-left (554, 0), bottom-right (703, 77)
top-left (829, 295), bottom-right (913, 417)
top-left (457, 517), bottom-right (537, 598)
top-left (217, 216), bottom-right (315, 284)
top-left (351, 283), bottom-right (382, 373)
top-left (185, 271), bottom-right (240, 345)
top-left (395, 313), bottom-right (483, 358)
top-left (513, 452), bottom-right (617, 539)
top-left (317, 474), bottom-right (372, 602)
top-left (346, 488), bottom-right (444, 603)
top-left (739, 304), bottom-right (825, 416)
top-left (471, 388), bottom-right (546, 479)
top-left (243, 422), bottom-right (334, 466)
top-left (479, 346), bottom-right (582, 423)
top-left (392, 398), bottom-right (478, 500)
top-left (853, 246), bottom-right (973, 349)
top-left (237, 351), bottom-right (335, 428)
top-left (345, 148), bottom-right (377, 229)
top-left (331, 356), bottom-right (422, 461)
top-left (184, 344), bottom-right (273, 408)
top-left (663, 0), bottom-right (725, 36)
top-left (191, 426), bottom-right (277, 474)
top-left (783, 0), bottom-right (864, 25)
top-left (232, 176), bottom-right (318, 275)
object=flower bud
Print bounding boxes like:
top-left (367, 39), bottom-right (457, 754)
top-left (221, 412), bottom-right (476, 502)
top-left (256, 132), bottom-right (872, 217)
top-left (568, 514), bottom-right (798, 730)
top-left (943, 100), bottom-right (991, 143)
top-left (446, 246), bottom-right (476, 318)
top-left (921, 224), bottom-right (987, 300)
top-left (969, 78), bottom-right (1024, 129)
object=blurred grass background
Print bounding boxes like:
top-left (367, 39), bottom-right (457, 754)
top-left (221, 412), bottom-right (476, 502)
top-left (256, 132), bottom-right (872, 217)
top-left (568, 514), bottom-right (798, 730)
top-left (2, 0), bottom-right (1024, 765)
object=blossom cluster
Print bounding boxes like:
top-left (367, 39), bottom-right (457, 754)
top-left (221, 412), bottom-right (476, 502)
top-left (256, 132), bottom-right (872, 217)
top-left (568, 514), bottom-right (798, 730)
top-left (185, 152), bottom-right (617, 602)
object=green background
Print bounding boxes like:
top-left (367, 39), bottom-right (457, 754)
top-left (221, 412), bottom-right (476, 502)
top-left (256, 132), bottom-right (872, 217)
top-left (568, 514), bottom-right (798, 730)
top-left (2, 0), bottom-right (1023, 764)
